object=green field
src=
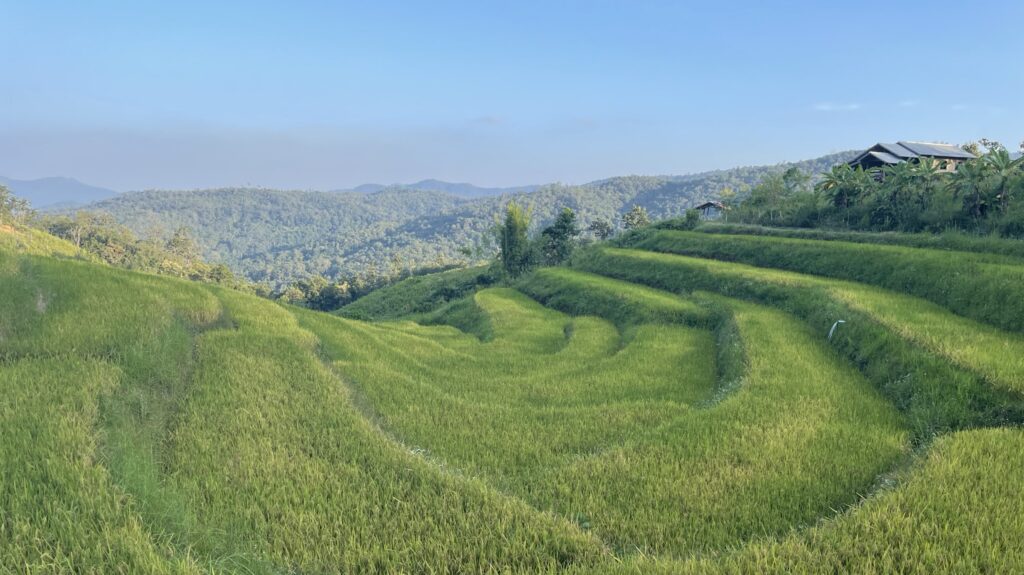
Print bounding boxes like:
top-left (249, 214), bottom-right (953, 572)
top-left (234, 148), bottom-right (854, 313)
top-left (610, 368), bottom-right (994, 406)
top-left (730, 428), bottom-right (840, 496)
top-left (2, 227), bottom-right (1023, 572)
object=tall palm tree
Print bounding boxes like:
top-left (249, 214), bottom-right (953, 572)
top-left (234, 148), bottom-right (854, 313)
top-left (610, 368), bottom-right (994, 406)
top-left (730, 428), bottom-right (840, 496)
top-left (880, 161), bottom-right (919, 230)
top-left (910, 156), bottom-right (945, 212)
top-left (983, 149), bottom-right (1021, 213)
top-left (953, 160), bottom-right (989, 228)
top-left (816, 164), bottom-right (867, 227)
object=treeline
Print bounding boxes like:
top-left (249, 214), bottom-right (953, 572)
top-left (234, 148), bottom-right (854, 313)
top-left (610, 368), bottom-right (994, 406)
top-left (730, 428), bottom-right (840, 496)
top-left (1, 185), bottom-right (257, 292)
top-left (729, 140), bottom-right (1024, 236)
top-left (80, 152), bottom-right (855, 288)
top-left (494, 203), bottom-right (673, 278)
top-left (274, 258), bottom-right (468, 311)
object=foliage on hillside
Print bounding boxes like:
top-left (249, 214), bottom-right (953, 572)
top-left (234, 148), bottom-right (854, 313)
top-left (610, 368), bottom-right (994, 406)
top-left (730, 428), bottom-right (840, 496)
top-left (726, 141), bottom-right (1024, 236)
top-left (34, 210), bottom-right (255, 291)
top-left (82, 152), bottom-right (855, 287)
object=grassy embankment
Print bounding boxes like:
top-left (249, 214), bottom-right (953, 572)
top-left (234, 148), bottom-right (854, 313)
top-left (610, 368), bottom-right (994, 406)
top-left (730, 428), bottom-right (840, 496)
top-left (679, 221), bottom-right (1024, 259)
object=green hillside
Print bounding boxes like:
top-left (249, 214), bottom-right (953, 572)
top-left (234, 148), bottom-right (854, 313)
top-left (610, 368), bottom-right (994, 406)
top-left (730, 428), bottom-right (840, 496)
top-left (81, 152), bottom-right (855, 288)
top-left (2, 222), bottom-right (1023, 573)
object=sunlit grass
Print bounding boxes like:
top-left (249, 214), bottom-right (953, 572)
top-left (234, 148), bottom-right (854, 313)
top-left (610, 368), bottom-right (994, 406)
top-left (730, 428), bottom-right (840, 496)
top-left (300, 285), bottom-right (906, 556)
top-left (632, 229), bottom-right (1024, 333)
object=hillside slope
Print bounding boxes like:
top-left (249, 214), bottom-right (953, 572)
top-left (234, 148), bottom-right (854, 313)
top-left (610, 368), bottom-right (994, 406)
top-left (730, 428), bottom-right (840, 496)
top-left (83, 152), bottom-right (855, 287)
top-left (3, 223), bottom-right (1022, 572)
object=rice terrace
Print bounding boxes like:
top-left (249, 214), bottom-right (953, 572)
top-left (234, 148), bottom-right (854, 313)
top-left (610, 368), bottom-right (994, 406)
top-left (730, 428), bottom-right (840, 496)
top-left (2, 215), bottom-right (1024, 573)
top-left (4, 2), bottom-right (1024, 573)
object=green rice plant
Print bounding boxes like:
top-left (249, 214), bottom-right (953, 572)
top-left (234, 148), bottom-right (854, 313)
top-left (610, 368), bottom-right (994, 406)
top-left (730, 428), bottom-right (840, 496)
top-left (0, 357), bottom-right (205, 574)
top-left (643, 427), bottom-right (1024, 574)
top-left (338, 264), bottom-right (496, 320)
top-left (300, 286), bottom-right (907, 556)
top-left (166, 287), bottom-right (609, 573)
top-left (517, 267), bottom-right (712, 329)
top-left (575, 247), bottom-right (1024, 437)
top-left (3, 236), bottom-right (1022, 572)
top-left (0, 224), bottom-right (89, 260)
top-left (630, 229), bottom-right (1024, 333)
top-left (684, 221), bottom-right (1024, 261)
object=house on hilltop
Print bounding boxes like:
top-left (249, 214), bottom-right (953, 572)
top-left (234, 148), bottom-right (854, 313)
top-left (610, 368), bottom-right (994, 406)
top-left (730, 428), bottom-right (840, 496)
top-left (695, 201), bottom-right (726, 220)
top-left (848, 141), bottom-right (976, 172)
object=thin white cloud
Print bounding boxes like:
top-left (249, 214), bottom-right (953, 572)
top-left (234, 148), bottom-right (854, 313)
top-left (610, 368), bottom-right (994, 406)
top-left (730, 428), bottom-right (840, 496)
top-left (898, 100), bottom-right (919, 108)
top-left (814, 102), bottom-right (861, 112)
top-left (470, 115), bottom-right (503, 126)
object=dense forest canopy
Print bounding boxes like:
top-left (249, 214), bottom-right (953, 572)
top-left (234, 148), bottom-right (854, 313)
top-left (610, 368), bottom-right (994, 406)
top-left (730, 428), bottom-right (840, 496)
top-left (79, 151), bottom-right (855, 287)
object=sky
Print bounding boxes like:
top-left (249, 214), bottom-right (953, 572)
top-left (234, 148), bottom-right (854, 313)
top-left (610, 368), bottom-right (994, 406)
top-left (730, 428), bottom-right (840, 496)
top-left (2, 0), bottom-right (1022, 191)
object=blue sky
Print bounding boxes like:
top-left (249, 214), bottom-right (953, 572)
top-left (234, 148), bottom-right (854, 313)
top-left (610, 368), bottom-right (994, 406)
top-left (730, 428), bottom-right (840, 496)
top-left (2, 0), bottom-right (1022, 190)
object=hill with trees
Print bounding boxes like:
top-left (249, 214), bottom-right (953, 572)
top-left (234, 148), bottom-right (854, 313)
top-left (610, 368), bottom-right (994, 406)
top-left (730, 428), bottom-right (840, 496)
top-left (80, 151), bottom-right (855, 287)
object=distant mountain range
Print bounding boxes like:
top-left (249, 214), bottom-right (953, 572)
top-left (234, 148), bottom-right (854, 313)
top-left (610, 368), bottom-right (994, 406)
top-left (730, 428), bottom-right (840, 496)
top-left (0, 176), bottom-right (120, 209)
top-left (2, 175), bottom-right (539, 208)
top-left (73, 151), bottom-right (856, 287)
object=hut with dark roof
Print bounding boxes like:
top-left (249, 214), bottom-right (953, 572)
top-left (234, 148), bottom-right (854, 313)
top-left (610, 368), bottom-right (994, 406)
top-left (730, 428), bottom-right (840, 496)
top-left (695, 200), bottom-right (727, 220)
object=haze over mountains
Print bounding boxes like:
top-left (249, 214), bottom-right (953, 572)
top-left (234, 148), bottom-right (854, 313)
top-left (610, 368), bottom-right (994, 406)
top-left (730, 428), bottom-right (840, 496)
top-left (343, 180), bottom-right (541, 197)
top-left (3, 175), bottom-right (541, 208)
top-left (62, 151), bottom-right (854, 287)
top-left (0, 175), bottom-right (120, 208)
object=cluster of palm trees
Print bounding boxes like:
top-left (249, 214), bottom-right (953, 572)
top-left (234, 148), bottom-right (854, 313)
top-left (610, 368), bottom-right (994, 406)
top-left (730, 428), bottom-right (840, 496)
top-left (815, 144), bottom-right (1024, 234)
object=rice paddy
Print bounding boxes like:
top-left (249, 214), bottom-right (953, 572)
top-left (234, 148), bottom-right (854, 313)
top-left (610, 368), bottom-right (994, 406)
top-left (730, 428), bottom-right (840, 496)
top-left (2, 227), bottom-right (1023, 572)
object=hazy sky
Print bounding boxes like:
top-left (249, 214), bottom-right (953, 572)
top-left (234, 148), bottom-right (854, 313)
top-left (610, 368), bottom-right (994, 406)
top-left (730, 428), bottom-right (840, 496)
top-left (2, 0), bottom-right (1022, 191)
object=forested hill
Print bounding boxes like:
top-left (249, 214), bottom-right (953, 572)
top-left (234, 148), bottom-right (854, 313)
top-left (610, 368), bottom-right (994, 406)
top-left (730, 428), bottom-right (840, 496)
top-left (84, 151), bottom-right (855, 287)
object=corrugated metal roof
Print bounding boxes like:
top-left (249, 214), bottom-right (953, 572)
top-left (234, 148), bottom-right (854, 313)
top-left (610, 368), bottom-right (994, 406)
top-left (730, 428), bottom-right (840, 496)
top-left (875, 142), bottom-right (917, 159)
top-left (867, 151), bottom-right (904, 164)
top-left (897, 141), bottom-right (976, 159)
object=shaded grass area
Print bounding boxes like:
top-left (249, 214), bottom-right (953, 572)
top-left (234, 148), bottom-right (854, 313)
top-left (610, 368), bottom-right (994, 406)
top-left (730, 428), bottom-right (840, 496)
top-left (517, 268), bottom-right (743, 402)
top-left (300, 287), bottom-right (907, 557)
top-left (631, 229), bottom-right (1024, 333)
top-left (337, 264), bottom-right (496, 320)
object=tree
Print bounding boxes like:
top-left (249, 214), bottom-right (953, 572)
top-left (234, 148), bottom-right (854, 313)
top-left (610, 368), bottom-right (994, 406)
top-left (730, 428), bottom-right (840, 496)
top-left (983, 148), bottom-right (1021, 213)
top-left (953, 159), bottom-right (990, 226)
top-left (622, 205), bottom-right (650, 230)
top-left (166, 227), bottom-right (201, 265)
top-left (782, 167), bottom-right (811, 195)
top-left (496, 201), bottom-right (534, 277)
top-left (741, 173), bottom-right (788, 223)
top-left (0, 185), bottom-right (32, 226)
top-left (586, 218), bottom-right (614, 240)
top-left (817, 164), bottom-right (859, 225)
top-left (540, 207), bottom-right (580, 265)
top-left (961, 141), bottom-right (982, 156)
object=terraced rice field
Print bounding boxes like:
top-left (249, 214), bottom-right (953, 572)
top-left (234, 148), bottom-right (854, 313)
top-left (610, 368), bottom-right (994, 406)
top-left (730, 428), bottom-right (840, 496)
top-left (2, 227), bottom-right (1023, 573)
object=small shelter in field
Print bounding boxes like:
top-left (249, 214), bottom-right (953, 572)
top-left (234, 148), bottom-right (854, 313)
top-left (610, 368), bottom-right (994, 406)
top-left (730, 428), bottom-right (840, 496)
top-left (847, 141), bottom-right (976, 172)
top-left (695, 201), bottom-right (726, 220)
